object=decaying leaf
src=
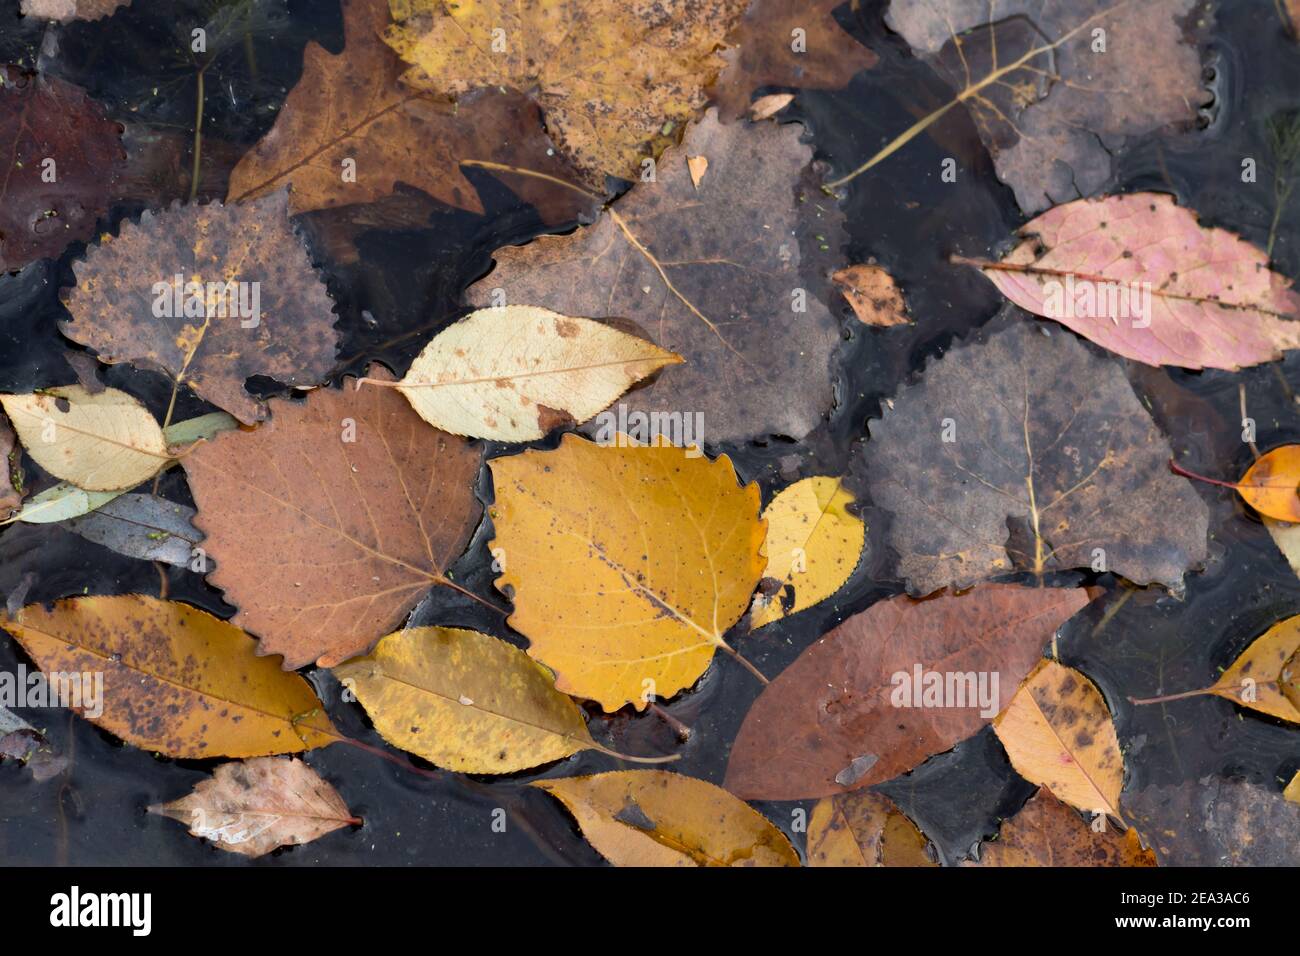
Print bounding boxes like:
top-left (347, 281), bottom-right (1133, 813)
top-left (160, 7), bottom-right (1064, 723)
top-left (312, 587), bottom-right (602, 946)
top-left (0, 707), bottom-right (68, 783)
top-left (468, 110), bottom-right (844, 443)
top-left (1, 595), bottom-right (338, 758)
top-left (0, 413), bottom-right (22, 520)
top-left (873, 0), bottom-right (1206, 213)
top-left (712, 0), bottom-right (877, 120)
top-left (1126, 775), bottom-right (1300, 866)
top-left (182, 368), bottom-right (483, 669)
top-left (726, 585), bottom-right (1089, 800)
top-left (992, 659), bottom-right (1123, 819)
top-left (832, 264), bottom-right (910, 327)
top-left (381, 306), bottom-right (681, 442)
top-left (489, 433), bottom-right (764, 712)
top-left (0, 67), bottom-right (126, 271)
top-left (334, 626), bottom-right (603, 773)
top-left (20, 0), bottom-right (128, 20)
top-left (60, 190), bottom-right (340, 424)
top-left (149, 757), bottom-right (358, 857)
top-left (857, 320), bottom-right (1209, 595)
top-left (750, 476), bottom-right (865, 629)
top-left (1, 386), bottom-right (169, 492)
top-left (382, 0), bottom-right (748, 187)
top-left (967, 789), bottom-right (1155, 866)
top-left (533, 770), bottom-right (798, 866)
top-left (965, 194), bottom-right (1300, 370)
top-left (226, 0), bottom-right (599, 224)
top-left (64, 494), bottom-right (201, 567)
top-left (807, 790), bottom-right (936, 867)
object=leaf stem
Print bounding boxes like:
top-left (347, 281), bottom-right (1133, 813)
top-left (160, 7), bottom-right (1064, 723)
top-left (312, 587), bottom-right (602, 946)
top-left (717, 639), bottom-right (768, 685)
top-left (1127, 687), bottom-right (1211, 705)
top-left (1167, 458), bottom-right (1239, 490)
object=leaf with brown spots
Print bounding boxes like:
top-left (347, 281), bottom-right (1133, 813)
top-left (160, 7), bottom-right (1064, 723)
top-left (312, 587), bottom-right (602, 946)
top-left (59, 190), bottom-right (340, 425)
top-left (149, 756), bottom-right (358, 858)
top-left (992, 659), bottom-right (1124, 819)
top-left (855, 319), bottom-right (1210, 596)
top-left (533, 770), bottom-right (798, 866)
top-left (468, 109), bottom-right (845, 443)
top-left (807, 789), bottom-right (936, 866)
top-left (181, 368), bottom-right (483, 669)
top-left (0, 595), bottom-right (339, 758)
top-left (724, 584), bottom-right (1089, 800)
top-left (832, 264), bottom-right (910, 327)
top-left (966, 789), bottom-right (1155, 866)
top-left (0, 412), bottom-right (23, 521)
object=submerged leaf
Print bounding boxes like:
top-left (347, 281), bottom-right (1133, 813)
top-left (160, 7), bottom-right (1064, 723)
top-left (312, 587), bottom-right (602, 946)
top-left (64, 494), bottom-right (201, 567)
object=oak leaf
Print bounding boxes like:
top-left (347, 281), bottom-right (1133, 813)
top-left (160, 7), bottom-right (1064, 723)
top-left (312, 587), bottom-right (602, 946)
top-left (966, 789), bottom-right (1155, 867)
top-left (807, 790), bottom-right (936, 867)
top-left (181, 369), bottom-right (483, 669)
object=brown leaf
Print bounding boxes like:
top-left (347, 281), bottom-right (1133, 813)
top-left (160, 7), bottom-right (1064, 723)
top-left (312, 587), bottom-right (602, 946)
top-left (724, 584), bottom-right (1089, 800)
top-left (468, 109), bottom-right (844, 443)
top-left (181, 368), bottom-right (483, 669)
top-left (967, 789), bottom-right (1156, 866)
top-left (20, 0), bottom-right (128, 21)
top-left (856, 319), bottom-right (1209, 595)
top-left (807, 790), bottom-right (936, 866)
top-left (0, 66), bottom-right (126, 271)
top-left (832, 263), bottom-right (910, 326)
top-left (0, 412), bottom-right (23, 521)
top-left (149, 757), bottom-right (358, 858)
top-left (59, 190), bottom-right (340, 424)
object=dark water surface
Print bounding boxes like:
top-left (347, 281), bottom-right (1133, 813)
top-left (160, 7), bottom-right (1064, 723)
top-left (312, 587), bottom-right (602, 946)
top-left (1, 0), bottom-right (1298, 866)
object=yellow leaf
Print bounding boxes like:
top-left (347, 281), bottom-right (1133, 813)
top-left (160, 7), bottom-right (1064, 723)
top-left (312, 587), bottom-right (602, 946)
top-left (750, 476), bottom-right (864, 628)
top-left (992, 659), bottom-right (1123, 818)
top-left (489, 433), bottom-right (765, 711)
top-left (383, 306), bottom-right (681, 442)
top-left (1286, 771), bottom-right (1300, 806)
top-left (1, 386), bottom-right (169, 492)
top-left (533, 770), bottom-right (797, 866)
top-left (807, 790), bottom-right (935, 867)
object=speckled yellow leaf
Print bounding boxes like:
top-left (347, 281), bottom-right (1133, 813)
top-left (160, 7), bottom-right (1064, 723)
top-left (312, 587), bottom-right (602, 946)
top-left (533, 770), bottom-right (797, 866)
top-left (381, 0), bottom-right (748, 186)
top-left (333, 625), bottom-right (598, 773)
top-left (489, 433), bottom-right (765, 712)
top-left (387, 306), bottom-right (681, 442)
top-left (992, 659), bottom-right (1123, 818)
top-left (750, 476), bottom-right (864, 629)
top-left (807, 790), bottom-right (935, 867)
top-left (1, 386), bottom-right (169, 492)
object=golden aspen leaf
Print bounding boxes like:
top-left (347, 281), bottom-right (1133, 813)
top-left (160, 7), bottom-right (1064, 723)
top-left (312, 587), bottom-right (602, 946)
top-left (533, 770), bottom-right (797, 867)
top-left (380, 306), bottom-right (681, 442)
top-left (488, 433), bottom-right (765, 712)
top-left (807, 790), bottom-right (935, 867)
top-left (1, 386), bottom-right (169, 492)
top-left (750, 476), bottom-right (864, 628)
top-left (1285, 771), bottom-right (1300, 805)
top-left (1172, 445), bottom-right (1300, 522)
top-left (966, 789), bottom-right (1155, 867)
top-left (992, 659), bottom-right (1123, 818)
top-left (333, 626), bottom-right (601, 774)
top-left (1, 595), bottom-right (339, 758)
top-left (149, 756), bottom-right (359, 858)
top-left (381, 0), bottom-right (749, 187)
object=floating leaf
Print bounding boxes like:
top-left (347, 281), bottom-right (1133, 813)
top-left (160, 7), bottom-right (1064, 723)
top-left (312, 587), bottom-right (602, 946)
top-left (832, 264), bottom-right (910, 327)
top-left (966, 789), bottom-right (1155, 867)
top-left (992, 659), bottom-right (1123, 818)
top-left (182, 368), bottom-right (483, 669)
top-left (726, 585), bottom-right (1089, 800)
top-left (5, 483), bottom-right (123, 525)
top-left (533, 770), bottom-right (798, 867)
top-left (748, 93), bottom-right (795, 121)
top-left (64, 493), bottom-right (200, 567)
top-left (489, 433), bottom-right (764, 712)
top-left (1285, 771), bottom-right (1300, 805)
top-left (0, 413), bottom-right (22, 520)
top-left (1171, 445), bottom-right (1300, 522)
top-left (149, 756), bottom-right (358, 858)
top-left (750, 476), bottom-right (864, 629)
top-left (1, 595), bottom-right (338, 758)
top-left (807, 790), bottom-right (935, 867)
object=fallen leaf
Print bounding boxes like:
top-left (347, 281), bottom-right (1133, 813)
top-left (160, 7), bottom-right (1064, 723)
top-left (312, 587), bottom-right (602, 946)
top-left (992, 659), bottom-right (1123, 819)
top-left (1, 595), bottom-right (338, 758)
top-left (468, 109), bottom-right (845, 443)
top-left (59, 190), bottom-right (340, 424)
top-left (181, 368), bottom-right (483, 669)
top-left (807, 789), bottom-right (936, 866)
top-left (856, 320), bottom-right (1209, 595)
top-left (832, 264), bottom-right (910, 326)
top-left (0, 710), bottom-right (68, 783)
top-left (712, 0), bottom-right (877, 120)
top-left (686, 154), bottom-right (708, 188)
top-left (489, 433), bottom-right (764, 712)
top-left (334, 626), bottom-right (604, 773)
top-left (1171, 445), bottom-right (1300, 522)
top-left (966, 789), bottom-right (1155, 866)
top-left (725, 584), bottom-right (1089, 800)
top-left (382, 0), bottom-right (748, 187)
top-left (226, 0), bottom-right (599, 224)
top-left (64, 494), bottom-right (201, 567)
top-left (872, 0), bottom-right (1206, 213)
top-left (0, 66), bottom-right (126, 271)
top-left (0, 413), bottom-right (22, 520)
top-left (1125, 775), bottom-right (1300, 866)
top-left (750, 475), bottom-right (864, 629)
top-left (20, 0), bottom-right (127, 20)
top-left (749, 92), bottom-right (795, 121)
top-left (378, 306), bottom-right (681, 442)
top-left (533, 770), bottom-right (798, 866)
top-left (149, 756), bottom-right (358, 857)
top-left (962, 193), bottom-right (1300, 370)
top-left (1, 386), bottom-right (169, 492)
